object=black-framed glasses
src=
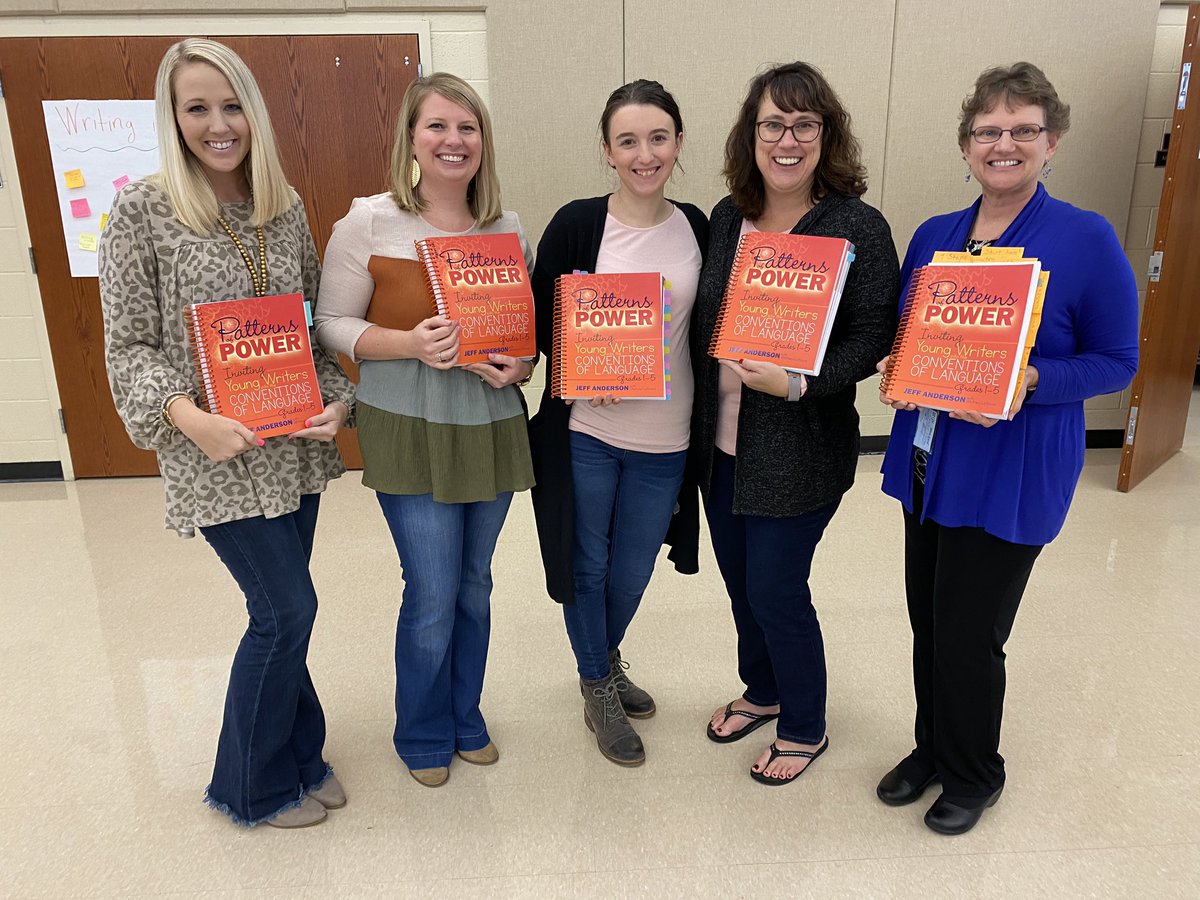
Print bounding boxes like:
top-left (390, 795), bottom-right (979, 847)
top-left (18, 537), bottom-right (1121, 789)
top-left (756, 120), bottom-right (822, 144)
top-left (969, 124), bottom-right (1047, 144)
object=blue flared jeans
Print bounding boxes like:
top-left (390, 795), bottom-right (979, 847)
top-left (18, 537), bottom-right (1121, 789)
top-left (376, 490), bottom-right (513, 769)
top-left (703, 451), bottom-right (840, 745)
top-left (563, 431), bottom-right (687, 680)
top-left (199, 493), bottom-right (332, 825)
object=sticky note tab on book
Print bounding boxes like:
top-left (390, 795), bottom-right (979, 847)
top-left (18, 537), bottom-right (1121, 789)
top-left (64, 169), bottom-right (85, 189)
top-left (79, 233), bottom-right (98, 252)
top-left (70, 198), bottom-right (91, 218)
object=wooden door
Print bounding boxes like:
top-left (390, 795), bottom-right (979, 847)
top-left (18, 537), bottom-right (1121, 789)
top-left (0, 34), bottom-right (418, 477)
top-left (1118, 5), bottom-right (1200, 491)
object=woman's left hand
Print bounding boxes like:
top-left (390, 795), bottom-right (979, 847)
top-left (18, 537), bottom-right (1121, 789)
top-left (948, 365), bottom-right (1038, 428)
top-left (289, 400), bottom-right (349, 442)
top-left (720, 358), bottom-right (801, 399)
top-left (464, 354), bottom-right (533, 389)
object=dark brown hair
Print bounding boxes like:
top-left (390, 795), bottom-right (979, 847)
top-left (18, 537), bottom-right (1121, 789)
top-left (958, 62), bottom-right (1071, 149)
top-left (724, 62), bottom-right (866, 220)
top-left (599, 79), bottom-right (684, 145)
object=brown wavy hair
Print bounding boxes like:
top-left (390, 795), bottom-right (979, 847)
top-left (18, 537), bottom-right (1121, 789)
top-left (957, 62), bottom-right (1071, 150)
top-left (724, 62), bottom-right (866, 220)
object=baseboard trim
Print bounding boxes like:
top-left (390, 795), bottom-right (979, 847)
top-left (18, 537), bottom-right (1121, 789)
top-left (0, 461), bottom-right (65, 482)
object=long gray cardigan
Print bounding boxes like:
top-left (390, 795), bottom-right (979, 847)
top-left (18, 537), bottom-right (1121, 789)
top-left (690, 193), bottom-right (900, 516)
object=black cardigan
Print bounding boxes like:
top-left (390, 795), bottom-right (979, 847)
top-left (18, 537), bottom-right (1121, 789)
top-left (690, 194), bottom-right (900, 517)
top-left (527, 195), bottom-right (710, 604)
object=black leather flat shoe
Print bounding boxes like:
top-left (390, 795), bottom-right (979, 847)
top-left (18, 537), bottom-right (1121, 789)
top-left (876, 761), bottom-right (939, 806)
top-left (924, 787), bottom-right (1003, 835)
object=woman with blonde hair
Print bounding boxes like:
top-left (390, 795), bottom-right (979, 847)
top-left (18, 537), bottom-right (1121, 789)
top-left (315, 73), bottom-right (534, 788)
top-left (100, 38), bottom-right (354, 828)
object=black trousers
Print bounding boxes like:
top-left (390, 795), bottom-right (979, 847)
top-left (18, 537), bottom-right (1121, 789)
top-left (903, 479), bottom-right (1042, 799)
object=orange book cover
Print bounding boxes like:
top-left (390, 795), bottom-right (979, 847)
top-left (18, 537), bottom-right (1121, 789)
top-left (184, 292), bottom-right (324, 437)
top-left (550, 272), bottom-right (669, 400)
top-left (880, 260), bottom-right (1043, 418)
top-left (708, 231), bottom-right (855, 375)
top-left (414, 233), bottom-right (535, 362)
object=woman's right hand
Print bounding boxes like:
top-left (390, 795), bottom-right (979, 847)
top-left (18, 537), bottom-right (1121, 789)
top-left (406, 315), bottom-right (460, 369)
top-left (171, 399), bottom-right (262, 462)
top-left (876, 355), bottom-right (918, 411)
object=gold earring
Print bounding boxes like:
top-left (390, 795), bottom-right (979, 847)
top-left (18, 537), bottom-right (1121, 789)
top-left (410, 159), bottom-right (421, 188)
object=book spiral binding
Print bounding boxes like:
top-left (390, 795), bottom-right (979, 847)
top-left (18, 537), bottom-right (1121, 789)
top-left (549, 272), bottom-right (573, 398)
top-left (414, 239), bottom-right (448, 318)
top-left (707, 232), bottom-right (751, 359)
top-left (183, 305), bottom-right (223, 415)
top-left (879, 269), bottom-right (929, 401)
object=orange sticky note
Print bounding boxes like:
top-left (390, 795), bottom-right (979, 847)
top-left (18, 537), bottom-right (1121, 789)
top-left (79, 233), bottom-right (98, 252)
top-left (64, 169), bottom-right (85, 189)
top-left (99, 213), bottom-right (109, 231)
top-left (69, 198), bottom-right (91, 219)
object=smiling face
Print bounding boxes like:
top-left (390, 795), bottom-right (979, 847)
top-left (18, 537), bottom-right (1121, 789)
top-left (173, 62), bottom-right (251, 194)
top-left (603, 103), bottom-right (682, 202)
top-left (963, 101), bottom-right (1058, 203)
top-left (754, 96), bottom-right (822, 207)
top-left (411, 92), bottom-right (483, 194)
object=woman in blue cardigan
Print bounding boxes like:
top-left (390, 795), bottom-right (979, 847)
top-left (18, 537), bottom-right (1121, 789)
top-left (876, 62), bottom-right (1139, 835)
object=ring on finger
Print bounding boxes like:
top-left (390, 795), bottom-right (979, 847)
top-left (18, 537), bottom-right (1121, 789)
top-left (437, 351), bottom-right (445, 362)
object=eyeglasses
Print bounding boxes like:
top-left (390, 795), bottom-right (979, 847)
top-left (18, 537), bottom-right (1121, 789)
top-left (756, 120), bottom-right (822, 144)
top-left (969, 124), bottom-right (1048, 144)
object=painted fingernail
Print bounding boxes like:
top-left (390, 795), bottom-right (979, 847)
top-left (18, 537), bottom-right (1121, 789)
top-left (257, 438), bottom-right (265, 446)
top-left (304, 420), bottom-right (312, 428)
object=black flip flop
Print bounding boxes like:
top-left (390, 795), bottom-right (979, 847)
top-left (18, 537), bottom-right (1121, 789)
top-left (706, 701), bottom-right (781, 744)
top-left (749, 736), bottom-right (829, 786)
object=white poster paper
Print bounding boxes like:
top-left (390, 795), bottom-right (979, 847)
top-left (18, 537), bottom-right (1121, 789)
top-left (42, 100), bottom-right (159, 278)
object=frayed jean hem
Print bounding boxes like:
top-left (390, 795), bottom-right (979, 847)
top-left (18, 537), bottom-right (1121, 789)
top-left (203, 784), bottom-right (306, 828)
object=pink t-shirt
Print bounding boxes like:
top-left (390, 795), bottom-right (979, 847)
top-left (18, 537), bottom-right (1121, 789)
top-left (569, 207), bottom-right (701, 453)
top-left (714, 218), bottom-right (757, 455)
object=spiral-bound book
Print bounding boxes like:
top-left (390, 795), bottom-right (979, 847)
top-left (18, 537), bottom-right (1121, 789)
top-left (880, 256), bottom-right (1047, 418)
top-left (183, 292), bottom-right (324, 436)
top-left (550, 271), bottom-right (670, 399)
top-left (708, 231), bottom-right (855, 375)
top-left (414, 233), bottom-right (535, 362)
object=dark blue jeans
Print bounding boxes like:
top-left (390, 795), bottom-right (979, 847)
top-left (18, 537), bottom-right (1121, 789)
top-left (376, 490), bottom-right (513, 769)
top-left (703, 451), bottom-right (840, 745)
top-left (564, 431), bottom-right (687, 680)
top-left (199, 493), bottom-right (331, 825)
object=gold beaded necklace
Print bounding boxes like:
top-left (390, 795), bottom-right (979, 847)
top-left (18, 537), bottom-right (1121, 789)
top-left (217, 213), bottom-right (269, 297)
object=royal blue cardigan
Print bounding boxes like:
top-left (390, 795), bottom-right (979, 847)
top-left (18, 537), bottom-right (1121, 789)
top-left (880, 184), bottom-right (1139, 545)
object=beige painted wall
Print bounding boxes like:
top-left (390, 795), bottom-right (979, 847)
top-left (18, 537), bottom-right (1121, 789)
top-left (0, 0), bottom-right (1165, 466)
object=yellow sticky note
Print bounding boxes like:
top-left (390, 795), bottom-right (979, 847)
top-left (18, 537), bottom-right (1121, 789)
top-left (99, 213), bottom-right (109, 231)
top-left (64, 169), bottom-right (85, 189)
top-left (79, 233), bottom-right (98, 252)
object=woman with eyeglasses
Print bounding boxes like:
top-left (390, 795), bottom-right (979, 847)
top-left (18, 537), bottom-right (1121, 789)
top-left (875, 63), bottom-right (1138, 834)
top-left (692, 62), bottom-right (899, 785)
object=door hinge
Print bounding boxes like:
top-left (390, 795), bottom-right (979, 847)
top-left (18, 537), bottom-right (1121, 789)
top-left (1148, 251), bottom-right (1163, 283)
top-left (28, 246), bottom-right (37, 274)
top-left (1125, 405), bottom-right (1138, 446)
top-left (58, 408), bottom-right (67, 434)
top-left (1178, 62), bottom-right (1191, 111)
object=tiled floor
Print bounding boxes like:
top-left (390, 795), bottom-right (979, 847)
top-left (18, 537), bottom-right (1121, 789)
top-left (4, 393), bottom-right (1198, 898)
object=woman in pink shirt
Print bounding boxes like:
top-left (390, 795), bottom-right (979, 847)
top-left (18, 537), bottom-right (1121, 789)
top-left (528, 80), bottom-right (708, 767)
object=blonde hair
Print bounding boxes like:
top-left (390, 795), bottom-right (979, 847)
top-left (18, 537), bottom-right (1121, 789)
top-left (389, 73), bottom-right (503, 227)
top-left (151, 38), bottom-right (293, 235)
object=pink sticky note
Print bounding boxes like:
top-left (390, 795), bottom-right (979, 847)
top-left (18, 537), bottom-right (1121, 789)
top-left (70, 198), bottom-right (91, 219)
top-left (112, 175), bottom-right (130, 191)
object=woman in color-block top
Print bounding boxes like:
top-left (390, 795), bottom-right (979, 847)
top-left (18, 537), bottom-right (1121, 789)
top-left (99, 39), bottom-right (354, 829)
top-left (314, 73), bottom-right (534, 788)
top-left (528, 80), bottom-right (708, 767)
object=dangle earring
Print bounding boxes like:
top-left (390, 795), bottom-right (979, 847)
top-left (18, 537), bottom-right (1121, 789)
top-left (1041, 162), bottom-right (1052, 179)
top-left (410, 159), bottom-right (421, 188)
top-left (964, 170), bottom-right (972, 183)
